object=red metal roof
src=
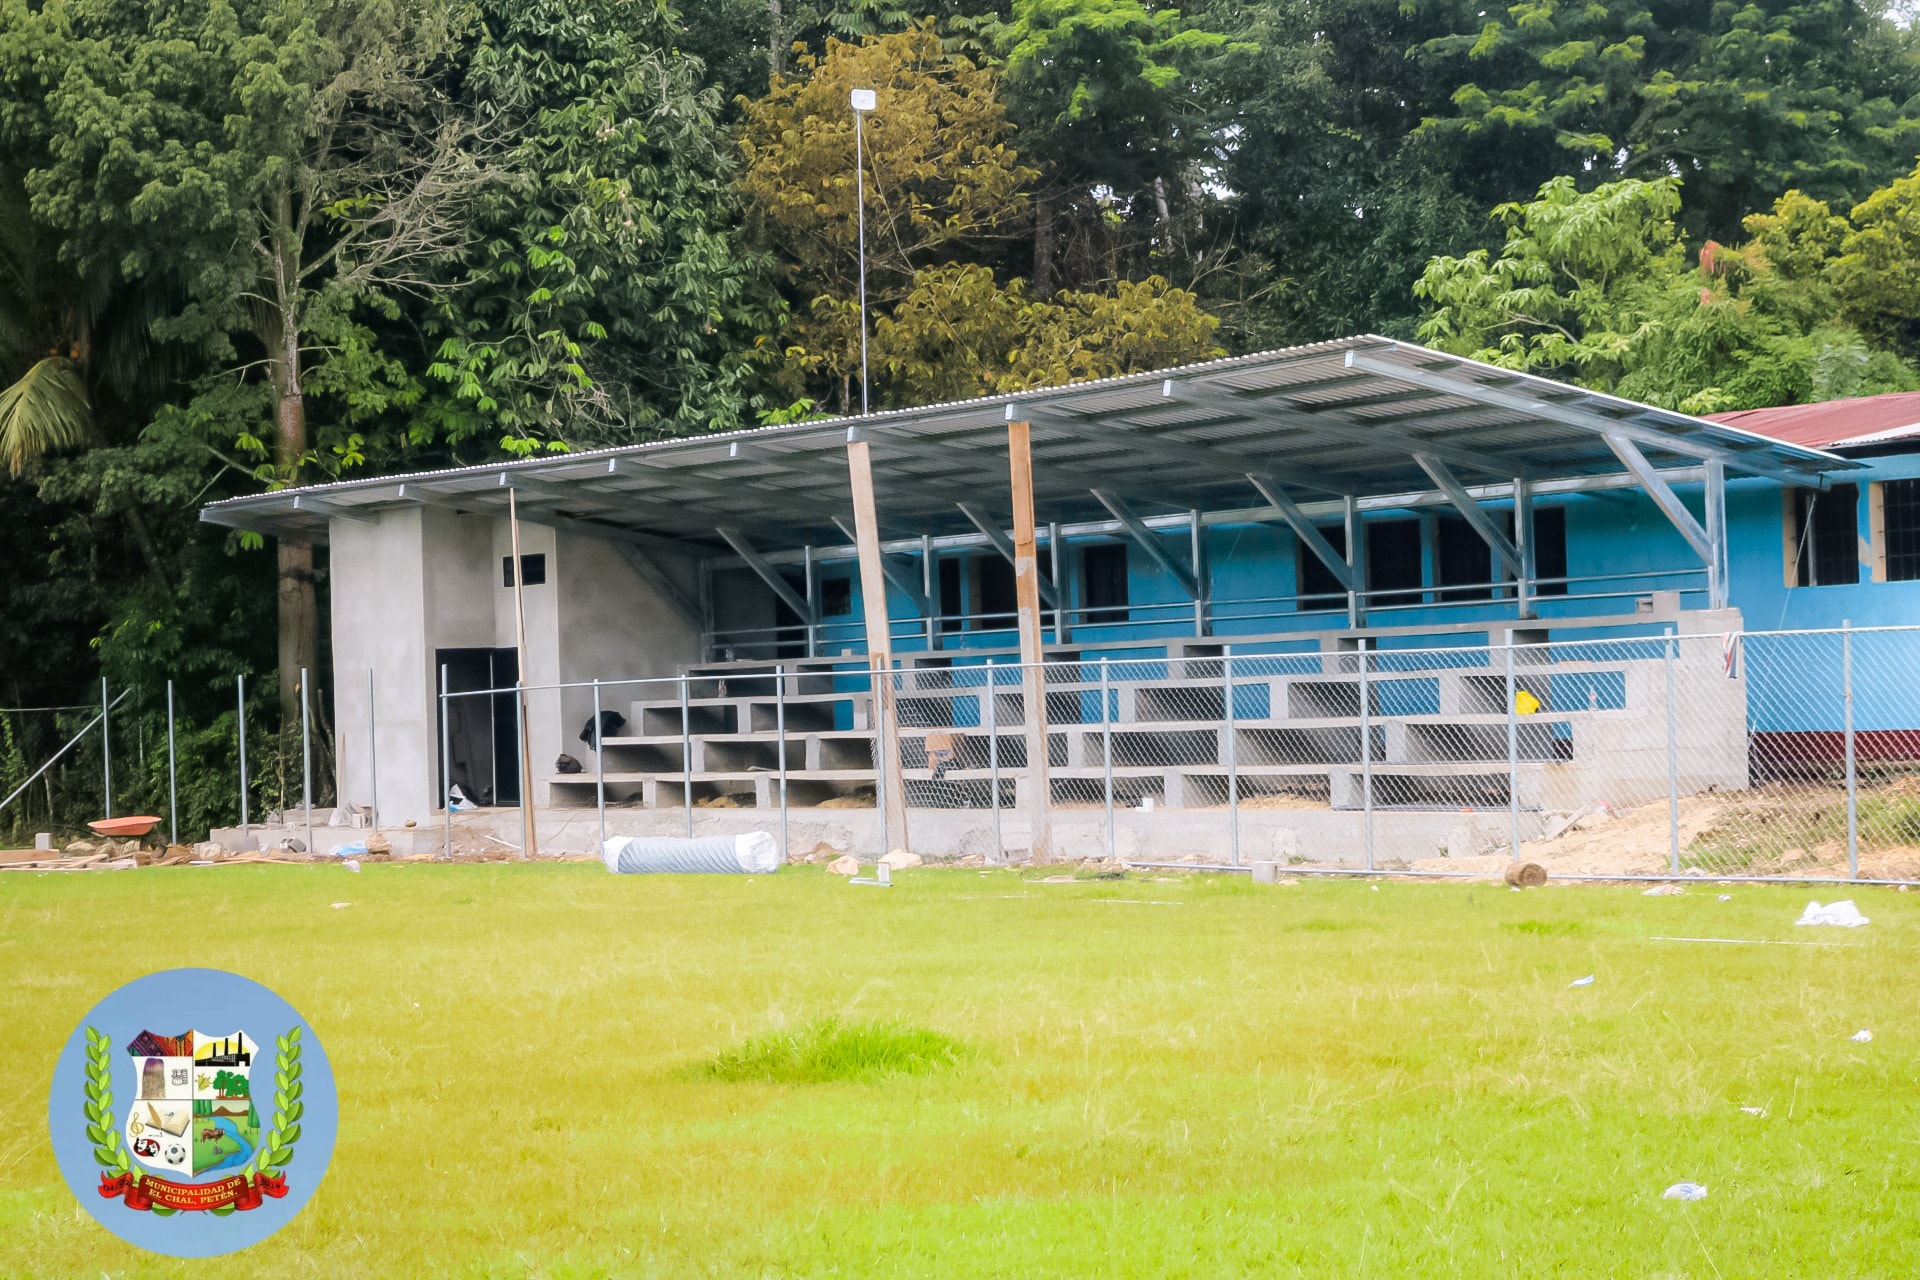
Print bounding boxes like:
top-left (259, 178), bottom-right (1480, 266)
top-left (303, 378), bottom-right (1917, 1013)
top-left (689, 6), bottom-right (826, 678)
top-left (1707, 391), bottom-right (1920, 449)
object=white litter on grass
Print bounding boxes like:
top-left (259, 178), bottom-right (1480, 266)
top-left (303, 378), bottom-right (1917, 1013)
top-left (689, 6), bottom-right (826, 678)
top-left (1569, 975), bottom-right (1595, 987)
top-left (1662, 1182), bottom-right (1709, 1201)
top-left (1718, 894), bottom-right (1732, 902)
top-left (1740, 1107), bottom-right (1765, 1116)
top-left (342, 859), bottom-right (361, 873)
top-left (1851, 1029), bottom-right (1874, 1043)
top-left (1643, 884), bottom-right (1684, 896)
top-left (1797, 900), bottom-right (1870, 927)
top-left (330, 902), bottom-right (352, 910)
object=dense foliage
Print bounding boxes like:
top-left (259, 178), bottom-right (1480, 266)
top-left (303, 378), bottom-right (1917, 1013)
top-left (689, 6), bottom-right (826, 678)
top-left (4, 0), bottom-right (1920, 836)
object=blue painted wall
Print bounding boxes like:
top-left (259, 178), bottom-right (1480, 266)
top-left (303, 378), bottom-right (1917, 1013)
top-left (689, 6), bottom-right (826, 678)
top-left (775, 460), bottom-right (1920, 674)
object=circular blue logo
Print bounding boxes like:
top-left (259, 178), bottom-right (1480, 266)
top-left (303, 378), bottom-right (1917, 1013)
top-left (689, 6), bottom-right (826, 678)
top-left (45, 968), bottom-right (337, 1257)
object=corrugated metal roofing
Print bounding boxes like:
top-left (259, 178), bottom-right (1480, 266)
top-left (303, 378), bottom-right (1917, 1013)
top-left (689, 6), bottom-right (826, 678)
top-left (200, 335), bottom-right (1854, 553)
top-left (1706, 390), bottom-right (1920, 450)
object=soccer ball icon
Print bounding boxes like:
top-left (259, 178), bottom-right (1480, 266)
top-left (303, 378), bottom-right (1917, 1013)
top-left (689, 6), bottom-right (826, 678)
top-left (164, 1143), bottom-right (186, 1164)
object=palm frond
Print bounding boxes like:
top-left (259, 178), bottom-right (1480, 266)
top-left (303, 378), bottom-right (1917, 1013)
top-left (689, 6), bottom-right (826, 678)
top-left (0, 357), bottom-right (92, 474)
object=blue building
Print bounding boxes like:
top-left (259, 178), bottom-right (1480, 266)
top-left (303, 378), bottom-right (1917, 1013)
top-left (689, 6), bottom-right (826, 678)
top-left (202, 337), bottom-right (1912, 859)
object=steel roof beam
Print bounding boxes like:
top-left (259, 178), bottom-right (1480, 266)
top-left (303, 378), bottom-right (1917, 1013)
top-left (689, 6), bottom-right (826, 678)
top-left (1011, 400), bottom-right (1362, 497)
top-left (1159, 381), bottom-right (1513, 480)
top-left (715, 527), bottom-right (815, 623)
top-left (1244, 474), bottom-right (1354, 592)
top-left (1344, 352), bottom-right (1835, 487)
top-left (955, 503), bottom-right (1061, 608)
top-left (390, 482), bottom-right (718, 559)
top-left (1413, 453), bottom-right (1522, 576)
top-left (1602, 433), bottom-right (1712, 563)
top-left (831, 517), bottom-right (932, 617)
top-left (1090, 489), bottom-right (1202, 600)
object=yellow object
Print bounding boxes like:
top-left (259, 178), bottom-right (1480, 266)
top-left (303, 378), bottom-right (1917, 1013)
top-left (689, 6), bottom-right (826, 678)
top-left (1515, 690), bottom-right (1542, 715)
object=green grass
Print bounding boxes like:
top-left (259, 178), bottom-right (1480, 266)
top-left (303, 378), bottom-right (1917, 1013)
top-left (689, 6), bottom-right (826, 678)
top-left (3, 863), bottom-right (1918, 1277)
top-left (699, 1018), bottom-right (972, 1084)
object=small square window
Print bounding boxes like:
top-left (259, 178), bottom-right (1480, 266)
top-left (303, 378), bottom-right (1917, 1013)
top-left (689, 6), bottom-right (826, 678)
top-left (503, 553), bottom-right (546, 587)
top-left (821, 577), bottom-right (853, 617)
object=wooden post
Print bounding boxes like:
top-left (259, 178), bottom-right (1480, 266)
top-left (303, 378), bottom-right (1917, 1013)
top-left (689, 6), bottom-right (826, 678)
top-left (1008, 421), bottom-right (1052, 863)
top-left (508, 489), bottom-right (538, 859)
top-left (847, 441), bottom-right (910, 853)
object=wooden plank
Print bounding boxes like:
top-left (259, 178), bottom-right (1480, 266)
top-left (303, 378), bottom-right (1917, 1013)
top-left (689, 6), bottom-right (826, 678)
top-left (1008, 421), bottom-right (1053, 863)
top-left (508, 488), bottom-right (539, 859)
top-left (846, 441), bottom-right (910, 853)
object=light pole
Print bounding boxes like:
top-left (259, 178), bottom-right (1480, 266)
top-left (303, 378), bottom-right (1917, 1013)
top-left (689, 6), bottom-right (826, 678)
top-left (851, 86), bottom-right (875, 415)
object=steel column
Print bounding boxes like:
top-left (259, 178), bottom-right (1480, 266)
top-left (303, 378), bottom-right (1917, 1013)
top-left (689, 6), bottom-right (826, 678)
top-left (166, 681), bottom-right (177, 846)
top-left (1665, 629), bottom-right (1680, 874)
top-left (1844, 621), bottom-right (1858, 880)
top-left (1101, 657), bottom-right (1115, 861)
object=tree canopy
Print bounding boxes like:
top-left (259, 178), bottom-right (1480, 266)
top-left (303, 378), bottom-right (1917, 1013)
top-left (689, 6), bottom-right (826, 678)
top-left (6, 0), bottom-right (1920, 837)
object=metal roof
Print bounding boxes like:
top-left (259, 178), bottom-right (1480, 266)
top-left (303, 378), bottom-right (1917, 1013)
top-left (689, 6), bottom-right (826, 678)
top-left (1708, 390), bottom-right (1920, 450)
top-left (200, 335), bottom-right (1855, 555)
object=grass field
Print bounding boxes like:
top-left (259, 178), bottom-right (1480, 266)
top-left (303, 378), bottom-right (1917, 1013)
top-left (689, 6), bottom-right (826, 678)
top-left (3, 863), bottom-right (1916, 1277)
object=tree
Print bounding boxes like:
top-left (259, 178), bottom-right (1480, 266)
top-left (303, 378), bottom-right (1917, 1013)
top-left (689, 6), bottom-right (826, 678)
top-left (869, 264), bottom-right (1221, 402)
top-left (740, 23), bottom-right (1227, 410)
top-left (1414, 175), bottom-right (1918, 412)
top-left (739, 23), bottom-right (1037, 409)
top-left (998, 0), bottom-right (1245, 296)
top-left (427, 0), bottom-right (776, 450)
top-left (24, 0), bottom-right (495, 734)
top-left (1414, 0), bottom-right (1920, 241)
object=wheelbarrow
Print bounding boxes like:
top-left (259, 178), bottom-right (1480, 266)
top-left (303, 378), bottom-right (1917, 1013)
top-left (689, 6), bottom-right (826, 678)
top-left (88, 816), bottom-right (163, 839)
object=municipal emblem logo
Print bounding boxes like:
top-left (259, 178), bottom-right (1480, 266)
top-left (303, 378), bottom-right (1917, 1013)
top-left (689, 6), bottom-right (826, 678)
top-left (94, 1026), bottom-right (296, 1214)
top-left (48, 969), bottom-right (335, 1257)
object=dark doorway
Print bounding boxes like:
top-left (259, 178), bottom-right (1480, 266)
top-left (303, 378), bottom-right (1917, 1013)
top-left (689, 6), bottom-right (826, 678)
top-left (437, 647), bottom-right (520, 807)
top-left (938, 558), bottom-right (965, 632)
top-left (1435, 515), bottom-right (1491, 602)
top-left (1367, 519), bottom-right (1423, 605)
top-left (977, 555), bottom-right (1017, 629)
top-left (770, 571), bottom-right (809, 658)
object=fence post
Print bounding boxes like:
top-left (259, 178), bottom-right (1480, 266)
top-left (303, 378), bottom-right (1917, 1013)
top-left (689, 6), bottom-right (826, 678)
top-left (680, 673), bottom-right (694, 839)
top-left (514, 679), bottom-right (531, 859)
top-left (1100, 658), bottom-right (1114, 860)
top-left (166, 681), bottom-right (177, 846)
top-left (237, 674), bottom-right (249, 842)
top-left (1359, 641), bottom-right (1374, 871)
top-left (1664, 628), bottom-right (1680, 875)
top-left (100, 676), bottom-right (112, 819)
top-left (593, 678), bottom-right (607, 855)
top-left (367, 668), bottom-right (379, 830)
top-left (1843, 620), bottom-right (1858, 881)
top-left (440, 664), bottom-right (451, 860)
top-left (301, 666), bottom-right (313, 856)
top-left (775, 664), bottom-right (789, 862)
top-left (1224, 646), bottom-right (1239, 868)
top-left (1504, 638), bottom-right (1520, 861)
top-left (986, 659), bottom-right (1001, 863)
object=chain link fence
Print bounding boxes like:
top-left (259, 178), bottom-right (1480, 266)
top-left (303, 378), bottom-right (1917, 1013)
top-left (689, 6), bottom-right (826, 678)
top-left (486, 625), bottom-right (1920, 883)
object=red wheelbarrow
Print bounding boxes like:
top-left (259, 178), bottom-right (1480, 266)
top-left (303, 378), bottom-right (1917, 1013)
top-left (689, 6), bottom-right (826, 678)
top-left (88, 816), bottom-right (163, 838)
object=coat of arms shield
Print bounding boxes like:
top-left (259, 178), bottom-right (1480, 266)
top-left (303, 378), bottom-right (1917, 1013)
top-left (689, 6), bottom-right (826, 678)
top-left (123, 1030), bottom-right (262, 1179)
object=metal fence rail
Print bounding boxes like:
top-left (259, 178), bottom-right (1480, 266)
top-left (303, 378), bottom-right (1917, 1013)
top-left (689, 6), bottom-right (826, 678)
top-left (422, 624), bottom-right (1920, 884)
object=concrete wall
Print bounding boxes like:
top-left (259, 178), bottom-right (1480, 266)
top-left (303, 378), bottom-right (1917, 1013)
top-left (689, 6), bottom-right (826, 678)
top-left (331, 507), bottom-right (707, 826)
top-left (554, 535), bottom-right (703, 787)
top-left (330, 509), bottom-right (435, 825)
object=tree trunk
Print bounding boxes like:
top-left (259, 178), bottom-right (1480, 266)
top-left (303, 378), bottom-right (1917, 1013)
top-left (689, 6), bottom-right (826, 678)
top-left (768, 0), bottom-right (783, 80)
top-left (265, 259), bottom-right (316, 738)
top-left (1033, 193), bottom-right (1054, 299)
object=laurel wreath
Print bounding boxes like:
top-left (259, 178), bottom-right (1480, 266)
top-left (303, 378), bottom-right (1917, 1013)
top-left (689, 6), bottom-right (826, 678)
top-left (83, 1024), bottom-right (302, 1218)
